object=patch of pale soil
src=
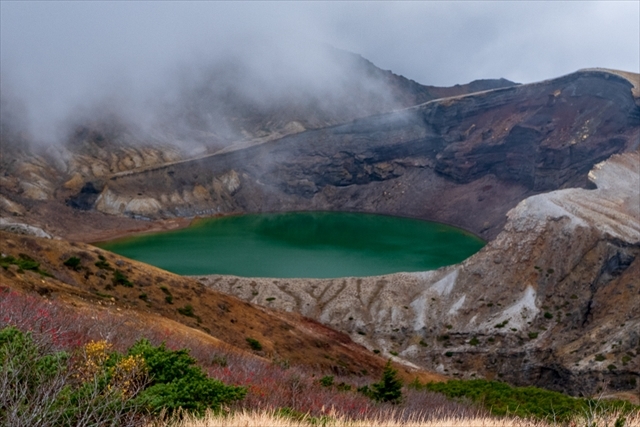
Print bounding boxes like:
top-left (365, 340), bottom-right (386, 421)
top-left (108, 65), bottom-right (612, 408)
top-left (509, 152), bottom-right (639, 243)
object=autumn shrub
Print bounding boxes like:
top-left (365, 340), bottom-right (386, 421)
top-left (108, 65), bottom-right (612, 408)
top-left (0, 288), bottom-right (87, 348)
top-left (127, 339), bottom-right (246, 415)
top-left (0, 288), bottom-right (481, 422)
top-left (0, 327), bottom-right (147, 427)
top-left (211, 359), bottom-right (381, 419)
top-left (0, 326), bottom-right (249, 425)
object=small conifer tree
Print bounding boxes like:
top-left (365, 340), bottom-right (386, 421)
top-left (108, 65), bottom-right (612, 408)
top-left (371, 359), bottom-right (403, 403)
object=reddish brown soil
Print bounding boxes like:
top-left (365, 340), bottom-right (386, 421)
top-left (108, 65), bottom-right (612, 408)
top-left (0, 230), bottom-right (445, 383)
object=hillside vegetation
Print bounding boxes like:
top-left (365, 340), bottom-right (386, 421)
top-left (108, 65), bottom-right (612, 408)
top-left (2, 228), bottom-right (638, 425)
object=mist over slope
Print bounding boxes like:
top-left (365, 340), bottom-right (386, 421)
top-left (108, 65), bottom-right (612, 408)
top-left (63, 69), bottom-right (639, 240)
top-left (0, 43), bottom-right (516, 231)
top-left (1, 41), bottom-right (516, 155)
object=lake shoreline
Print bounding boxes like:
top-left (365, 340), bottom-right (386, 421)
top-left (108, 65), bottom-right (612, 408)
top-left (84, 217), bottom-right (194, 245)
top-left (97, 212), bottom-right (485, 278)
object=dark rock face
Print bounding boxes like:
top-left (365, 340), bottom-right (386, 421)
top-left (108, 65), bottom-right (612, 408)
top-left (430, 72), bottom-right (637, 189)
top-left (98, 70), bottom-right (639, 241)
top-left (65, 182), bottom-right (103, 210)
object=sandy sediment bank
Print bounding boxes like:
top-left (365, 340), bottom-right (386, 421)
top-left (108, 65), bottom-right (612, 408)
top-left (70, 217), bottom-right (193, 244)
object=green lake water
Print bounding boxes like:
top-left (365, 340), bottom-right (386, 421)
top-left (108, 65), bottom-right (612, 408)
top-left (97, 212), bottom-right (485, 278)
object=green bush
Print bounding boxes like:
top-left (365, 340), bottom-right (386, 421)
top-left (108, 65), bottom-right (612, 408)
top-left (336, 382), bottom-right (352, 391)
top-left (95, 255), bottom-right (112, 270)
top-left (128, 339), bottom-right (246, 415)
top-left (425, 379), bottom-right (637, 421)
top-left (63, 256), bottom-right (82, 270)
top-left (1, 254), bottom-right (52, 277)
top-left (211, 355), bottom-right (228, 367)
top-left (0, 255), bottom-right (13, 269)
top-left (15, 253), bottom-right (40, 271)
top-left (177, 304), bottom-right (195, 317)
top-left (245, 337), bottom-right (262, 351)
top-left (113, 269), bottom-right (133, 287)
top-left (494, 320), bottom-right (509, 328)
top-left (319, 375), bottom-right (334, 387)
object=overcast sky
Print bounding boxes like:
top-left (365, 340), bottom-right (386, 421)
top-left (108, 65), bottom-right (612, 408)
top-left (1, 1), bottom-right (638, 142)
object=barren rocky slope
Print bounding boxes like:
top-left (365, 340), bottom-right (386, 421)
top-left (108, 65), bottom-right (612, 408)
top-left (0, 50), bottom-right (516, 241)
top-left (68, 69), bottom-right (639, 241)
top-left (200, 152), bottom-right (640, 397)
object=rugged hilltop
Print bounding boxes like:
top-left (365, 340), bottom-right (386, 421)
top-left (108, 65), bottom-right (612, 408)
top-left (67, 70), bottom-right (640, 243)
top-left (1, 58), bottom-right (639, 398)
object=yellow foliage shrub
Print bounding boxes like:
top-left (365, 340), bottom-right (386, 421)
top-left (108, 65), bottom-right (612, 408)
top-left (74, 340), bottom-right (147, 397)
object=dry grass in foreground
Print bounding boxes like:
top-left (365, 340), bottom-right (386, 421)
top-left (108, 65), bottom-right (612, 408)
top-left (161, 409), bottom-right (640, 427)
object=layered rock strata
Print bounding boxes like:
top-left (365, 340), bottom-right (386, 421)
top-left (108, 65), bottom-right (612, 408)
top-left (72, 69), bottom-right (639, 240)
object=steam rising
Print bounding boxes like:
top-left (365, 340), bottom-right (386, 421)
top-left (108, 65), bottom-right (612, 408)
top-left (1, 30), bottom-right (409, 151)
top-left (1, 2), bottom-right (638, 150)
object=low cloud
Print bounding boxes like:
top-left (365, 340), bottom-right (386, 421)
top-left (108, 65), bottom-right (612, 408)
top-left (1, 2), bottom-right (637, 148)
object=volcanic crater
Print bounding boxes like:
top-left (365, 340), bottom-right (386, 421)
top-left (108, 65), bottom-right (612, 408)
top-left (1, 65), bottom-right (639, 397)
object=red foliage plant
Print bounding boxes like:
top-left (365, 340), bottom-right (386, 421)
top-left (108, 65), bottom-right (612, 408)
top-left (0, 287), bottom-right (478, 421)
